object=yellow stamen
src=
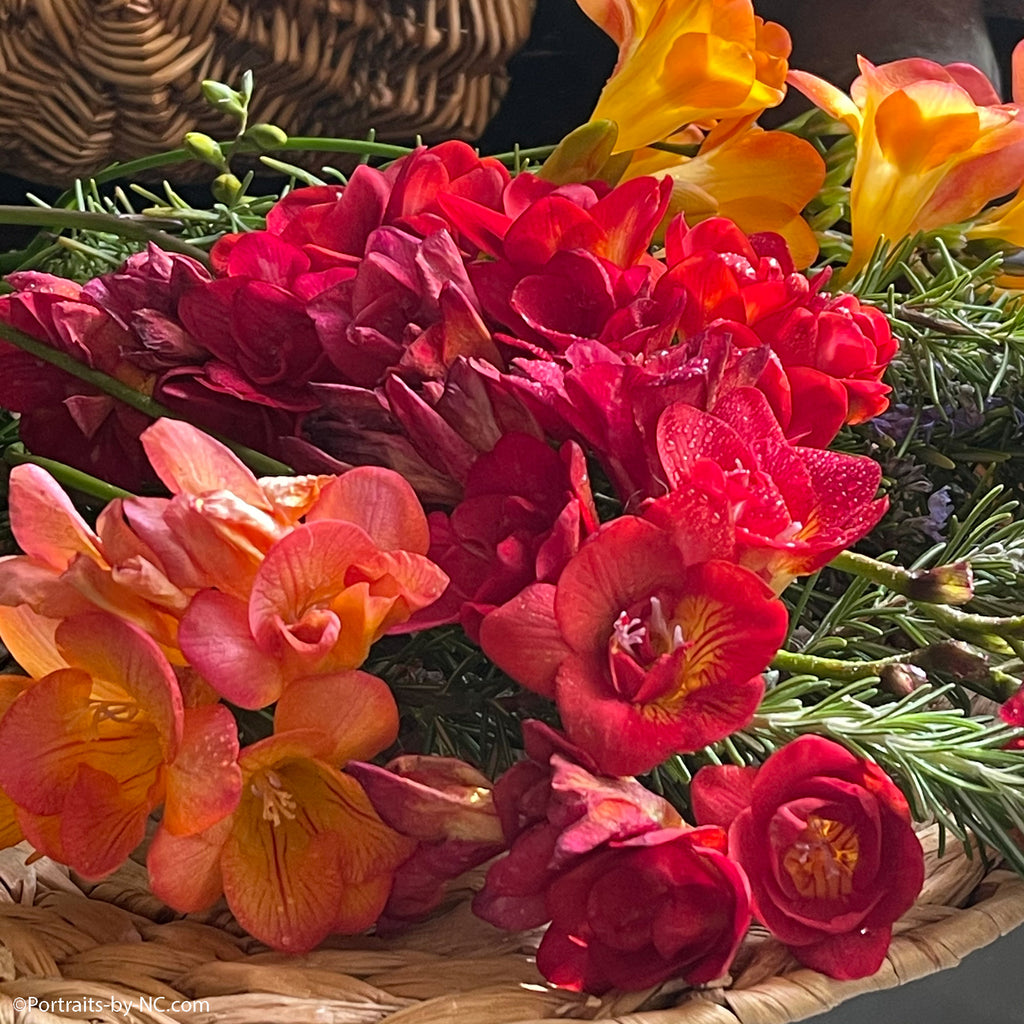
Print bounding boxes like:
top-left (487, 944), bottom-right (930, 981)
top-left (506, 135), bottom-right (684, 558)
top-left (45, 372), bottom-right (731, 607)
top-left (783, 815), bottom-right (859, 900)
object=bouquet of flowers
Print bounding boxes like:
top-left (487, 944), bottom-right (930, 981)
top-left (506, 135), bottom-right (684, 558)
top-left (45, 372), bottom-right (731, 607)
top-left (1, 0), bottom-right (1024, 1008)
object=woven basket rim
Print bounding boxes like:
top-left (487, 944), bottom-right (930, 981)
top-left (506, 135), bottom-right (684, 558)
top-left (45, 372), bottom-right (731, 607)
top-left (2, 824), bottom-right (1023, 1024)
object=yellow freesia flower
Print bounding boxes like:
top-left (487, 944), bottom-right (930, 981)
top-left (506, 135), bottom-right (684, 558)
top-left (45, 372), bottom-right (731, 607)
top-left (579, 0), bottom-right (791, 152)
top-left (623, 117), bottom-right (826, 267)
top-left (788, 56), bottom-right (1024, 280)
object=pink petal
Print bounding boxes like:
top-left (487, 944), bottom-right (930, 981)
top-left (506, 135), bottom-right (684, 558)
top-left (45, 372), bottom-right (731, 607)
top-left (479, 583), bottom-right (569, 697)
top-left (179, 590), bottom-right (286, 709)
top-left (308, 467), bottom-right (430, 554)
top-left (7, 464), bottom-right (103, 570)
top-left (140, 419), bottom-right (270, 509)
top-left (274, 671), bottom-right (399, 764)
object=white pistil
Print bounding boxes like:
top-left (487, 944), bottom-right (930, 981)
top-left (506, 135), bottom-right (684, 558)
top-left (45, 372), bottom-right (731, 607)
top-left (252, 772), bottom-right (298, 827)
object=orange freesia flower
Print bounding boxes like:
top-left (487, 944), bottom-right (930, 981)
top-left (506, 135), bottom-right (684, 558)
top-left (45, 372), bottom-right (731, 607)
top-left (580, 0), bottom-right (791, 152)
top-left (0, 464), bottom-right (189, 665)
top-left (178, 468), bottom-right (447, 708)
top-left (123, 418), bottom-right (332, 602)
top-left (788, 56), bottom-right (1024, 280)
top-left (0, 612), bottom-right (240, 877)
top-left (622, 117), bottom-right (826, 267)
top-left (148, 671), bottom-right (414, 952)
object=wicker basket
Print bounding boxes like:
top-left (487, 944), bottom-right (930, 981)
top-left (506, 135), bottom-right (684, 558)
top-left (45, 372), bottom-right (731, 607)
top-left (1, 824), bottom-right (1022, 1024)
top-left (0, 0), bottom-right (537, 185)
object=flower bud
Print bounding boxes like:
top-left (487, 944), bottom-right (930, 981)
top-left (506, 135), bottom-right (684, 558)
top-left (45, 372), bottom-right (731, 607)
top-left (184, 132), bottom-right (229, 172)
top-left (211, 172), bottom-right (244, 206)
top-left (201, 80), bottom-right (246, 122)
top-left (879, 662), bottom-right (928, 698)
top-left (914, 639), bottom-right (990, 684)
top-left (538, 120), bottom-right (620, 185)
top-left (240, 123), bottom-right (289, 152)
top-left (905, 560), bottom-right (974, 605)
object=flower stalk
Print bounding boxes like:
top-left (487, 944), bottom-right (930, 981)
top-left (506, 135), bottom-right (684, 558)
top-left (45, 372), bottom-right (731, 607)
top-left (2, 444), bottom-right (133, 502)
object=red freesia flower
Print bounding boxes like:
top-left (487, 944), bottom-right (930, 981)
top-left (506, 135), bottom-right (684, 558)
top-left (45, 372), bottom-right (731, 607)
top-left (416, 433), bottom-right (599, 640)
top-left (473, 720), bottom-right (683, 931)
top-left (662, 216), bottom-right (898, 447)
top-left (0, 272), bottom-right (156, 488)
top-left (480, 513), bottom-right (788, 775)
top-left (694, 736), bottom-right (925, 979)
top-left (652, 387), bottom-right (888, 593)
top-left (537, 825), bottom-right (751, 994)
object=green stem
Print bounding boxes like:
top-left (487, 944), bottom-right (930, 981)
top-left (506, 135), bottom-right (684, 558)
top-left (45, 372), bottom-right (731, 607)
top-left (771, 648), bottom-right (910, 681)
top-left (0, 206), bottom-right (212, 267)
top-left (771, 647), bottom-right (1019, 702)
top-left (3, 445), bottom-right (133, 502)
top-left (829, 549), bottom-right (908, 590)
top-left (0, 321), bottom-right (293, 477)
top-left (277, 137), bottom-right (414, 159)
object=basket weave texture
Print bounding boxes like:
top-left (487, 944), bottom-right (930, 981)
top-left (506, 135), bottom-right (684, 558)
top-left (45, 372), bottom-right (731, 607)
top-left (0, 0), bottom-right (537, 185)
top-left (1, 825), bottom-right (1022, 1024)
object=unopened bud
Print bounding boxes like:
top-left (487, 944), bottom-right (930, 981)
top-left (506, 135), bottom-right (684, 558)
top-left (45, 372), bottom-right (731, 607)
top-left (538, 120), bottom-right (621, 185)
top-left (240, 123), bottom-right (289, 152)
top-left (905, 561), bottom-right (974, 606)
top-left (184, 132), bottom-right (229, 172)
top-left (212, 172), bottom-right (244, 206)
top-left (201, 80), bottom-right (246, 121)
top-left (879, 663), bottom-right (928, 699)
top-left (914, 639), bottom-right (990, 684)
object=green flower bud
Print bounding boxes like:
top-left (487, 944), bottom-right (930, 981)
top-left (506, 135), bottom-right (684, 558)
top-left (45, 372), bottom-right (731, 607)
top-left (201, 81), bottom-right (247, 122)
top-left (538, 121), bottom-right (621, 185)
top-left (184, 132), bottom-right (229, 172)
top-left (240, 123), bottom-right (289, 152)
top-left (212, 172), bottom-right (244, 206)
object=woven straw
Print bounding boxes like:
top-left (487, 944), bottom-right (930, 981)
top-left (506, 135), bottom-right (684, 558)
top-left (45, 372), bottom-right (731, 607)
top-left (0, 824), bottom-right (1022, 1024)
top-left (0, 0), bottom-right (537, 185)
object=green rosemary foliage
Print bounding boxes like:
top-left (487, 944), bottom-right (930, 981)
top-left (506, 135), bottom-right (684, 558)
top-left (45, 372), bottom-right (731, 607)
top-left (366, 625), bottom-right (555, 777)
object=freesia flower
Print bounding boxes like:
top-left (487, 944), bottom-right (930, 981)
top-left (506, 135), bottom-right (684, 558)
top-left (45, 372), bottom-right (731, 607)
top-left (0, 612), bottom-right (240, 877)
top-left (579, 0), bottom-right (792, 152)
top-left (473, 720), bottom-right (682, 929)
top-left (622, 117), bottom-right (826, 268)
top-left (0, 271), bottom-right (156, 488)
top-left (348, 755), bottom-right (505, 931)
top-left (652, 388), bottom-right (888, 592)
top-left (661, 216), bottom-right (898, 446)
top-left (416, 433), bottom-right (599, 640)
top-left (788, 56), bottom-right (1024, 280)
top-left (0, 462), bottom-right (190, 666)
top-left (537, 825), bottom-right (750, 994)
top-left (148, 671), bottom-right (413, 952)
top-left (480, 512), bottom-right (788, 775)
top-left (693, 736), bottom-right (925, 979)
top-left (122, 417), bottom-right (331, 601)
top-left (178, 466), bottom-right (447, 708)
top-left (474, 720), bottom-right (749, 994)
